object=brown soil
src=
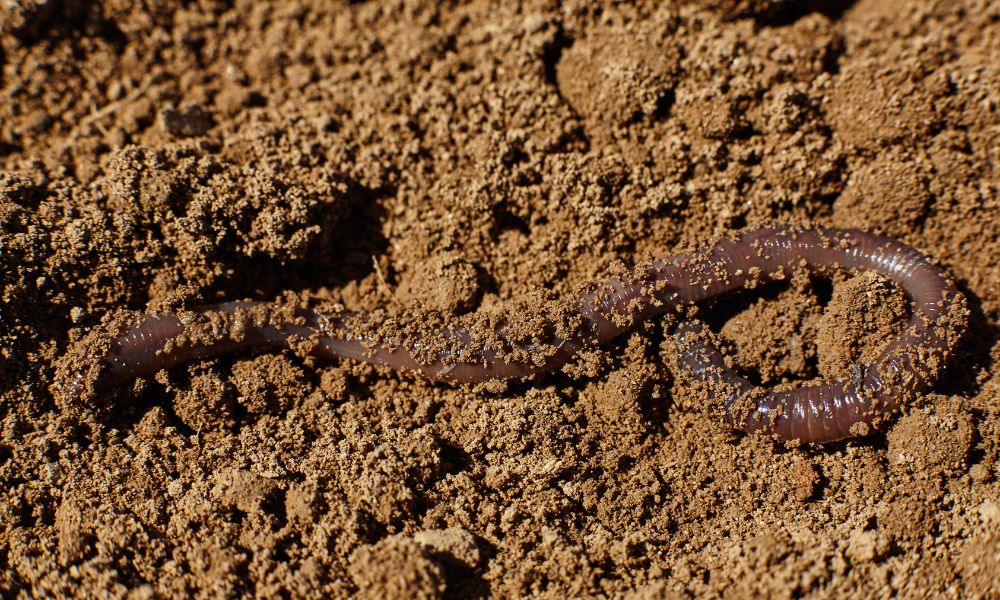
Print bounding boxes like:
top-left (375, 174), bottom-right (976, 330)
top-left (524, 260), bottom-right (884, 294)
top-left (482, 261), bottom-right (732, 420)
top-left (2, 0), bottom-right (998, 598)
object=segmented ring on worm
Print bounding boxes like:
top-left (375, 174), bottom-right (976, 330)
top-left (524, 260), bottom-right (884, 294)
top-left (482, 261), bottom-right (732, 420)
top-left (55, 226), bottom-right (965, 444)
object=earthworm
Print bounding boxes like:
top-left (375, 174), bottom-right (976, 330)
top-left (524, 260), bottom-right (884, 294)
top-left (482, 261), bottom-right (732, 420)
top-left (57, 227), bottom-right (964, 443)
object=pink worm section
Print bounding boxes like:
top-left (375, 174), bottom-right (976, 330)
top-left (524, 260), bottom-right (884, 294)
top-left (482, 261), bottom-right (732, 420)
top-left (60, 227), bottom-right (963, 443)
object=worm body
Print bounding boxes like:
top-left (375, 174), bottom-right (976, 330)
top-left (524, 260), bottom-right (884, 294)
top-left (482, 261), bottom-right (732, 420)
top-left (58, 227), bottom-right (964, 443)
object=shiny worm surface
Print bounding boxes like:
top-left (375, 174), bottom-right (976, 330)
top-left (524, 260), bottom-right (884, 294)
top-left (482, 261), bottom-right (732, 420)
top-left (59, 227), bottom-right (964, 443)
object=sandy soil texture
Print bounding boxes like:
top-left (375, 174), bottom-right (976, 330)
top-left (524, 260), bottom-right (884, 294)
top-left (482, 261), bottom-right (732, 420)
top-left (1, 0), bottom-right (998, 597)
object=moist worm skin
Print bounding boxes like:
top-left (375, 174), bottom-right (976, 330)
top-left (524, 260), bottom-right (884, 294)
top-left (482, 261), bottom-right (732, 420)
top-left (58, 227), bottom-right (964, 443)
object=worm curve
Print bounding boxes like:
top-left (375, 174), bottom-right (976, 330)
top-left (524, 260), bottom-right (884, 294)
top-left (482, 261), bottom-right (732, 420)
top-left (57, 227), bottom-right (965, 443)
